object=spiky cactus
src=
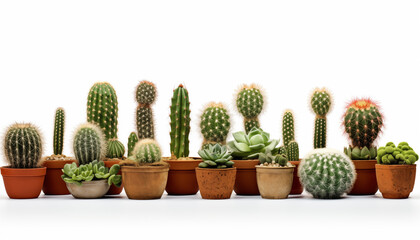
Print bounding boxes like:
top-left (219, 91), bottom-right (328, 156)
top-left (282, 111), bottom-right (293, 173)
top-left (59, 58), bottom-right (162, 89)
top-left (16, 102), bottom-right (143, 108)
top-left (236, 84), bottom-right (264, 133)
top-left (4, 123), bottom-right (43, 168)
top-left (278, 146), bottom-right (287, 155)
top-left (53, 108), bottom-right (65, 155)
top-left (282, 110), bottom-right (295, 148)
top-left (200, 102), bottom-right (231, 149)
top-left (310, 88), bottom-right (332, 149)
top-left (287, 141), bottom-right (299, 161)
top-left (130, 139), bottom-right (162, 163)
top-left (127, 132), bottom-right (139, 157)
top-left (170, 84), bottom-right (191, 158)
top-left (299, 149), bottom-right (356, 199)
top-left (136, 81), bottom-right (156, 140)
top-left (107, 139), bottom-right (126, 159)
top-left (73, 123), bottom-right (106, 165)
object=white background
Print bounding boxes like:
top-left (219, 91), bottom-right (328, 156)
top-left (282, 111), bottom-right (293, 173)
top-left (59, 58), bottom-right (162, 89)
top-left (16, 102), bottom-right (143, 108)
top-left (0, 0), bottom-right (419, 239)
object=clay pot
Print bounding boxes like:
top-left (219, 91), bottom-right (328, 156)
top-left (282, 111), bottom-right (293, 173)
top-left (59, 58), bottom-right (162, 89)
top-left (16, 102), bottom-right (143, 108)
top-left (42, 159), bottom-right (77, 195)
top-left (104, 160), bottom-right (123, 195)
top-left (1, 167), bottom-right (46, 199)
top-left (289, 161), bottom-right (303, 195)
top-left (122, 165), bottom-right (169, 200)
top-left (164, 158), bottom-right (202, 195)
top-left (256, 165), bottom-right (295, 199)
top-left (66, 180), bottom-right (110, 199)
top-left (231, 160), bottom-right (260, 195)
top-left (376, 164), bottom-right (416, 199)
top-left (196, 167), bottom-right (236, 199)
top-left (349, 160), bottom-right (378, 195)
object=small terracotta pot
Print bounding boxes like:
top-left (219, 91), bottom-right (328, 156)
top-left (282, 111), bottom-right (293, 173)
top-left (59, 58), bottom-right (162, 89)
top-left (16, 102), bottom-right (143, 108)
top-left (231, 160), bottom-right (259, 195)
top-left (196, 167), bottom-right (236, 199)
top-left (376, 164), bottom-right (416, 199)
top-left (104, 160), bottom-right (123, 195)
top-left (66, 180), bottom-right (110, 199)
top-left (289, 161), bottom-right (303, 195)
top-left (349, 160), bottom-right (378, 195)
top-left (122, 165), bottom-right (169, 200)
top-left (256, 165), bottom-right (295, 199)
top-left (42, 159), bottom-right (77, 195)
top-left (164, 158), bottom-right (202, 195)
top-left (1, 167), bottom-right (46, 199)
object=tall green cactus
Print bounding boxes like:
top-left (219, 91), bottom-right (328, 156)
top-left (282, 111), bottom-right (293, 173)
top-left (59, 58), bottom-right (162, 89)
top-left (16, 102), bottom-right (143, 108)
top-left (170, 84), bottom-right (191, 158)
top-left (136, 81), bottom-right (156, 140)
top-left (127, 132), bottom-right (139, 157)
top-left (287, 141), bottom-right (299, 161)
top-left (130, 139), bottom-right (162, 163)
top-left (53, 107), bottom-right (65, 155)
top-left (200, 102), bottom-right (231, 149)
top-left (4, 123), bottom-right (43, 168)
top-left (236, 84), bottom-right (264, 133)
top-left (310, 88), bottom-right (332, 149)
top-left (282, 110), bottom-right (295, 148)
top-left (73, 123), bottom-right (106, 165)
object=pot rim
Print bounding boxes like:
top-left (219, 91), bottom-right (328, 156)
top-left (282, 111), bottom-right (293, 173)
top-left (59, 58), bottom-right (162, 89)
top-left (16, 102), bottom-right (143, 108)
top-left (256, 165), bottom-right (295, 170)
top-left (352, 159), bottom-right (377, 169)
top-left (0, 166), bottom-right (46, 177)
top-left (195, 167), bottom-right (236, 171)
top-left (121, 165), bottom-right (169, 173)
top-left (42, 159), bottom-right (77, 168)
top-left (376, 164), bottom-right (417, 169)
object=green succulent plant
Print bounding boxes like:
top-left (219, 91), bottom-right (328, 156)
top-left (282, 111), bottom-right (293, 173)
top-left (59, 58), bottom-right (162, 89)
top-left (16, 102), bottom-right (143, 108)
top-left (198, 144), bottom-right (234, 169)
top-left (61, 160), bottom-right (122, 187)
top-left (344, 146), bottom-right (377, 160)
top-left (258, 149), bottom-right (288, 167)
top-left (377, 142), bottom-right (418, 165)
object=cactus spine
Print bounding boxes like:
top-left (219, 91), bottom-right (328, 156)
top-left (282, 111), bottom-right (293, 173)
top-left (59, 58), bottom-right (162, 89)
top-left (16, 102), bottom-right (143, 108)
top-left (4, 123), bottom-right (43, 168)
top-left (170, 84), bottom-right (191, 158)
top-left (73, 123), bottom-right (106, 165)
top-left (310, 88), bottom-right (332, 149)
top-left (282, 110), bottom-right (295, 148)
top-left (131, 139), bottom-right (162, 163)
top-left (287, 141), bottom-right (299, 161)
top-left (236, 84), bottom-right (264, 133)
top-left (200, 102), bottom-right (231, 149)
top-left (127, 132), bottom-right (139, 157)
top-left (53, 108), bottom-right (65, 155)
top-left (136, 81), bottom-right (156, 140)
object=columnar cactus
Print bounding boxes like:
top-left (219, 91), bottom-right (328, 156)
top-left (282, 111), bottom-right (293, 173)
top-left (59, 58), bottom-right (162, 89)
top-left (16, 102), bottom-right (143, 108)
top-left (235, 84), bottom-right (264, 133)
top-left (282, 110), bottom-right (295, 148)
top-left (4, 123), bottom-right (43, 168)
top-left (53, 107), bottom-right (65, 155)
top-left (299, 149), bottom-right (356, 199)
top-left (131, 139), bottom-right (162, 163)
top-left (127, 132), bottom-right (139, 157)
top-left (136, 81), bottom-right (156, 140)
top-left (200, 102), bottom-right (231, 149)
top-left (170, 84), bottom-right (191, 158)
top-left (287, 141), bottom-right (299, 161)
top-left (73, 123), bottom-right (106, 165)
top-left (310, 88), bottom-right (332, 149)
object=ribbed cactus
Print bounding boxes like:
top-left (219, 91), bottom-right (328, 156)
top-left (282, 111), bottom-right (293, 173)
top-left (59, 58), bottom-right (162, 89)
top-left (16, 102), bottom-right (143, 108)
top-left (107, 139), bottom-right (126, 159)
top-left (287, 141), bottom-right (299, 161)
top-left (4, 123), bottom-right (43, 168)
top-left (299, 149), bottom-right (356, 199)
top-left (127, 132), bottom-right (139, 157)
top-left (131, 139), bottom-right (162, 163)
top-left (200, 102), bottom-right (231, 149)
top-left (236, 84), bottom-right (264, 133)
top-left (73, 123), bottom-right (106, 165)
top-left (282, 110), bottom-right (295, 148)
top-left (136, 81), bottom-right (156, 140)
top-left (170, 84), bottom-right (191, 158)
top-left (53, 107), bottom-right (65, 155)
top-left (278, 146), bottom-right (287, 155)
top-left (310, 88), bottom-right (332, 149)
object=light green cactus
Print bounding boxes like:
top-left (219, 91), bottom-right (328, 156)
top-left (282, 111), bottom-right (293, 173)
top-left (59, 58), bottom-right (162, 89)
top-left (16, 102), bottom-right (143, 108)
top-left (200, 102), bottom-right (231, 149)
top-left (236, 84), bottom-right (264, 133)
top-left (130, 139), bottom-right (162, 164)
top-left (377, 142), bottom-right (419, 165)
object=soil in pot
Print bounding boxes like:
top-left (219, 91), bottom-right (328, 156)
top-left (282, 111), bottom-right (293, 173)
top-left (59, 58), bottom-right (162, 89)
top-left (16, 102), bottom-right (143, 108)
top-left (231, 160), bottom-right (259, 195)
top-left (66, 179), bottom-right (110, 199)
top-left (163, 157), bottom-right (202, 195)
top-left (376, 164), bottom-right (416, 199)
top-left (289, 161), bottom-right (303, 195)
top-left (256, 165), bottom-right (295, 199)
top-left (1, 167), bottom-right (46, 199)
top-left (42, 156), bottom-right (77, 195)
top-left (196, 167), bottom-right (236, 199)
top-left (349, 160), bottom-right (378, 195)
top-left (104, 159), bottom-right (124, 195)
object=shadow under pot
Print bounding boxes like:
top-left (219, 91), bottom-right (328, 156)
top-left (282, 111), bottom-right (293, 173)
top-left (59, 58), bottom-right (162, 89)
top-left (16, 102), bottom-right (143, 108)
top-left (231, 160), bottom-right (260, 195)
top-left (121, 165), bottom-right (169, 200)
top-left (1, 167), bottom-right (46, 199)
top-left (66, 179), bottom-right (110, 199)
top-left (104, 160), bottom-right (124, 195)
top-left (348, 160), bottom-right (378, 195)
top-left (376, 164), bottom-right (416, 199)
top-left (164, 158), bottom-right (202, 195)
top-left (196, 167), bottom-right (236, 199)
top-left (256, 165), bottom-right (295, 199)
top-left (289, 160), bottom-right (303, 195)
top-left (42, 159), bottom-right (77, 195)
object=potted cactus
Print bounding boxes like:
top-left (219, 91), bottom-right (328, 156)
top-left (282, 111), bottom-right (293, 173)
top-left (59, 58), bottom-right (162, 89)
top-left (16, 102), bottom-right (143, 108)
top-left (120, 139), bottom-right (169, 200)
top-left (62, 160), bottom-right (121, 199)
top-left (309, 88), bottom-right (332, 149)
top-left (41, 108), bottom-right (77, 195)
top-left (196, 144), bottom-right (236, 199)
top-left (343, 99), bottom-right (384, 195)
top-left (200, 102), bottom-right (231, 149)
top-left (376, 142), bottom-right (418, 199)
top-left (235, 84), bottom-right (265, 134)
top-left (1, 123), bottom-right (46, 199)
top-left (227, 127), bottom-right (280, 195)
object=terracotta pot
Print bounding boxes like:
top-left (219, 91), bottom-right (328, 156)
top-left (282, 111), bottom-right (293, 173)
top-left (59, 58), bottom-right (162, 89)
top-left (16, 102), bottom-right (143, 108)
top-left (256, 165), bottom-right (295, 199)
top-left (42, 160), bottom-right (77, 195)
top-left (349, 160), bottom-right (378, 195)
top-left (231, 160), bottom-right (259, 195)
top-left (289, 161), bottom-right (303, 195)
top-left (122, 165), bottom-right (169, 200)
top-left (164, 158), bottom-right (202, 195)
top-left (196, 167), bottom-right (236, 199)
top-left (1, 167), bottom-right (46, 199)
top-left (376, 164), bottom-right (416, 199)
top-left (104, 160), bottom-right (123, 195)
top-left (66, 179), bottom-right (110, 199)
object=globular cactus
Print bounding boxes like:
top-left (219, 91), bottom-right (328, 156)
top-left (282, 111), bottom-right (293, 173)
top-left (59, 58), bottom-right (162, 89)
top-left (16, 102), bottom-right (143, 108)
top-left (299, 149), bottom-right (356, 199)
top-left (258, 150), bottom-right (288, 167)
top-left (343, 99), bottom-right (383, 149)
top-left (377, 142), bottom-right (419, 165)
top-left (73, 123), bottom-right (106, 165)
top-left (236, 84), bottom-right (264, 133)
top-left (200, 102), bottom-right (231, 149)
top-left (107, 139), bottom-right (126, 159)
top-left (136, 81), bottom-right (156, 140)
top-left (287, 141), bottom-right (299, 161)
top-left (282, 110), bottom-right (295, 148)
top-left (127, 132), bottom-right (139, 157)
top-left (53, 107), bottom-right (65, 155)
top-left (130, 139), bottom-right (162, 163)
top-left (3, 123), bottom-right (43, 168)
top-left (170, 84), bottom-right (191, 158)
top-left (310, 88), bottom-right (332, 149)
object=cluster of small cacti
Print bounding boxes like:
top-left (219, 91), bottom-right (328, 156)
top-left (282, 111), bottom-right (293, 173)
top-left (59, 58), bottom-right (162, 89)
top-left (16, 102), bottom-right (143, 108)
top-left (200, 102), bottom-right (231, 149)
top-left (310, 88), bottom-right (332, 149)
top-left (198, 144), bottom-right (234, 168)
top-left (136, 81), bottom-right (157, 140)
top-left (73, 123), bottom-right (106, 165)
top-left (258, 150), bottom-right (289, 167)
top-left (170, 84), bottom-right (191, 158)
top-left (377, 142), bottom-right (418, 165)
top-left (235, 84), bottom-right (264, 134)
top-left (280, 110), bottom-right (300, 161)
top-left (129, 139), bottom-right (162, 164)
top-left (53, 108), bottom-right (65, 156)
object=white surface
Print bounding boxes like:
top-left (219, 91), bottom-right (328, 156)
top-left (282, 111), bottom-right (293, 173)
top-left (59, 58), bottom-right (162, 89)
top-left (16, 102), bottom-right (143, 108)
top-left (0, 0), bottom-right (419, 239)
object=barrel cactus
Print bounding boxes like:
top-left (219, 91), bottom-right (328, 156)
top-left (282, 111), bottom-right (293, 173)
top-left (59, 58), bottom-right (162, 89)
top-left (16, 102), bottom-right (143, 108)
top-left (127, 132), bottom-right (139, 157)
top-left (3, 123), bottom-right (43, 168)
top-left (198, 144), bottom-right (234, 168)
top-left (53, 108), bottom-right (65, 156)
top-left (107, 139), bottom-right (126, 159)
top-left (170, 84), bottom-right (191, 158)
top-left (377, 142), bottom-right (418, 165)
top-left (136, 80), bottom-right (157, 140)
top-left (310, 88), bottom-right (332, 149)
top-left (200, 102), bottom-right (231, 149)
top-left (299, 149), bottom-right (356, 199)
top-left (73, 123), bottom-right (106, 165)
top-left (236, 84), bottom-right (264, 133)
top-left (130, 139), bottom-right (162, 164)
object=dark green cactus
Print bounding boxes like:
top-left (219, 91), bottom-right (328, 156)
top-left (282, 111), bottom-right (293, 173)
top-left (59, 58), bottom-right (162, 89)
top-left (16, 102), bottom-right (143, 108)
top-left (278, 146), bottom-right (287, 155)
top-left (310, 88), bottom-right (332, 149)
top-left (127, 132), bottom-right (139, 157)
top-left (200, 102), bottom-right (231, 148)
top-left (130, 139), bottom-right (162, 163)
top-left (73, 123), bottom-right (106, 165)
top-left (4, 123), bottom-right (43, 168)
top-left (53, 107), bottom-right (65, 155)
top-left (287, 141), bottom-right (299, 161)
top-left (314, 117), bottom-right (327, 149)
top-left (170, 84), bottom-right (191, 158)
top-left (236, 84), bottom-right (264, 133)
top-left (107, 139), bottom-right (125, 159)
top-left (282, 110), bottom-right (295, 148)
top-left (136, 81), bottom-right (156, 140)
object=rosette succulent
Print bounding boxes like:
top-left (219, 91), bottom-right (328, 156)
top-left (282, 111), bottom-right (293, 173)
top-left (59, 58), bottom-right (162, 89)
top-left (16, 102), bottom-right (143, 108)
top-left (344, 146), bottom-right (377, 160)
top-left (377, 142), bottom-right (418, 165)
top-left (198, 144), bottom-right (234, 168)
